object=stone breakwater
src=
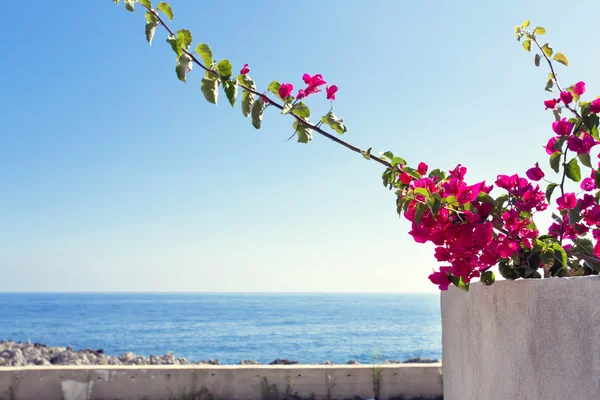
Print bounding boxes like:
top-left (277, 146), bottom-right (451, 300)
top-left (0, 340), bottom-right (439, 367)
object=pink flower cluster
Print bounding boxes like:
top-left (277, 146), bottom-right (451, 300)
top-left (396, 160), bottom-right (548, 289)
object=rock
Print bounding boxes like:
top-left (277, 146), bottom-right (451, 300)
top-left (149, 354), bottom-right (159, 365)
top-left (347, 359), bottom-right (360, 365)
top-left (383, 360), bottom-right (402, 364)
top-left (195, 359), bottom-right (219, 365)
top-left (134, 357), bottom-right (148, 365)
top-left (118, 351), bottom-right (135, 363)
top-left (240, 360), bottom-right (261, 365)
top-left (178, 357), bottom-right (190, 365)
top-left (269, 359), bottom-right (299, 365)
top-left (32, 357), bottom-right (51, 366)
top-left (319, 361), bottom-right (334, 365)
top-left (402, 357), bottom-right (439, 364)
top-left (50, 352), bottom-right (89, 365)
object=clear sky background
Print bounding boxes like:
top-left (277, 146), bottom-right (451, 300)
top-left (1, 0), bottom-right (599, 292)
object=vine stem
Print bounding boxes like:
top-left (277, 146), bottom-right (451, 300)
top-left (141, 4), bottom-right (395, 171)
top-left (530, 34), bottom-right (585, 244)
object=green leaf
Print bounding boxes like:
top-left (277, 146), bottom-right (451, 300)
top-left (414, 187), bottom-right (429, 198)
top-left (521, 20), bottom-right (530, 28)
top-left (140, 0), bottom-right (152, 8)
top-left (392, 157), bottom-right (407, 167)
top-left (114, 0), bottom-right (120, 5)
top-left (542, 43), bottom-right (553, 58)
top-left (499, 262), bottom-right (520, 280)
top-left (541, 247), bottom-right (555, 266)
top-left (428, 169), bottom-right (446, 180)
top-left (534, 27), bottom-right (546, 35)
top-left (476, 192), bottom-right (495, 205)
top-left (157, 2), bottom-right (173, 20)
top-left (553, 52), bottom-right (568, 66)
top-left (545, 78), bottom-right (554, 92)
top-left (596, 169), bottom-right (600, 190)
top-left (222, 80), bottom-right (237, 107)
top-left (361, 147), bottom-right (372, 160)
top-left (534, 53), bottom-right (541, 67)
top-left (145, 12), bottom-right (159, 45)
top-left (549, 152), bottom-right (562, 173)
top-left (430, 195), bottom-right (442, 216)
top-left (175, 53), bottom-right (193, 82)
top-left (568, 207), bottom-right (581, 226)
top-left (320, 110), bottom-right (347, 135)
top-left (291, 102), bottom-right (310, 119)
top-left (201, 77), bottom-right (219, 104)
top-left (241, 91), bottom-right (254, 118)
top-left (267, 81), bottom-right (282, 99)
top-left (545, 183), bottom-right (558, 203)
top-left (481, 270), bottom-right (495, 286)
top-left (522, 40), bottom-right (531, 52)
top-left (176, 29), bottom-right (192, 51)
top-left (448, 275), bottom-right (469, 292)
top-left (237, 74), bottom-right (255, 89)
top-left (166, 34), bottom-right (178, 57)
top-left (551, 243), bottom-right (568, 268)
top-left (579, 153), bottom-right (592, 168)
top-left (217, 59), bottom-right (233, 80)
top-left (414, 203), bottom-right (426, 225)
top-left (195, 43), bottom-right (212, 66)
top-left (565, 158), bottom-right (581, 182)
top-left (125, 0), bottom-right (135, 11)
top-left (251, 98), bottom-right (266, 129)
top-left (293, 120), bottom-right (312, 143)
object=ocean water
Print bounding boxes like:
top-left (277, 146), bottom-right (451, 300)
top-left (0, 293), bottom-right (441, 364)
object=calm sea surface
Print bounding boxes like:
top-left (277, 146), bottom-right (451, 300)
top-left (0, 293), bottom-right (440, 364)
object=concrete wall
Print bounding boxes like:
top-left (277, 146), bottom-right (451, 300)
top-left (0, 364), bottom-right (443, 400)
top-left (442, 275), bottom-right (600, 400)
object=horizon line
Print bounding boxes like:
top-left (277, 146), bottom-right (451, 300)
top-left (0, 291), bottom-right (438, 295)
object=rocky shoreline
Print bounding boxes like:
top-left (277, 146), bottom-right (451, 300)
top-left (0, 340), bottom-right (439, 367)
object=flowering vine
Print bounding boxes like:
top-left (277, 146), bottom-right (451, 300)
top-left (114, 3), bottom-right (600, 291)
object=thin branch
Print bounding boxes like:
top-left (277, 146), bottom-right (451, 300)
top-left (531, 36), bottom-right (581, 119)
top-left (143, 3), bottom-right (395, 171)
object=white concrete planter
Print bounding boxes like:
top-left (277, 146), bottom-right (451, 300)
top-left (441, 275), bottom-right (600, 400)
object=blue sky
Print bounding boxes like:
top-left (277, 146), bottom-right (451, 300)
top-left (1, 0), bottom-right (599, 292)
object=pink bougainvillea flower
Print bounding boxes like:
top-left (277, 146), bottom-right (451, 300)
top-left (434, 247), bottom-right (452, 262)
top-left (574, 81), bottom-right (586, 96)
top-left (581, 177), bottom-right (595, 191)
top-left (560, 91), bottom-right (573, 105)
top-left (552, 118), bottom-right (573, 136)
top-left (449, 164), bottom-right (467, 180)
top-left (417, 162), bottom-right (429, 176)
top-left (260, 95), bottom-right (270, 104)
top-left (428, 266), bottom-right (452, 290)
top-left (456, 181), bottom-right (486, 205)
top-left (557, 193), bottom-right (577, 210)
top-left (544, 99), bottom-right (558, 109)
top-left (544, 137), bottom-right (559, 154)
top-left (279, 83), bottom-right (293, 100)
top-left (326, 85), bottom-right (338, 100)
top-left (299, 73), bottom-right (327, 98)
top-left (568, 133), bottom-right (599, 154)
top-left (296, 89), bottom-right (306, 100)
top-left (526, 163), bottom-right (545, 181)
top-left (399, 171), bottom-right (413, 185)
top-left (240, 64), bottom-right (250, 75)
top-left (590, 98), bottom-right (600, 114)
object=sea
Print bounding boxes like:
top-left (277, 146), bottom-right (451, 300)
top-left (0, 293), bottom-right (441, 364)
